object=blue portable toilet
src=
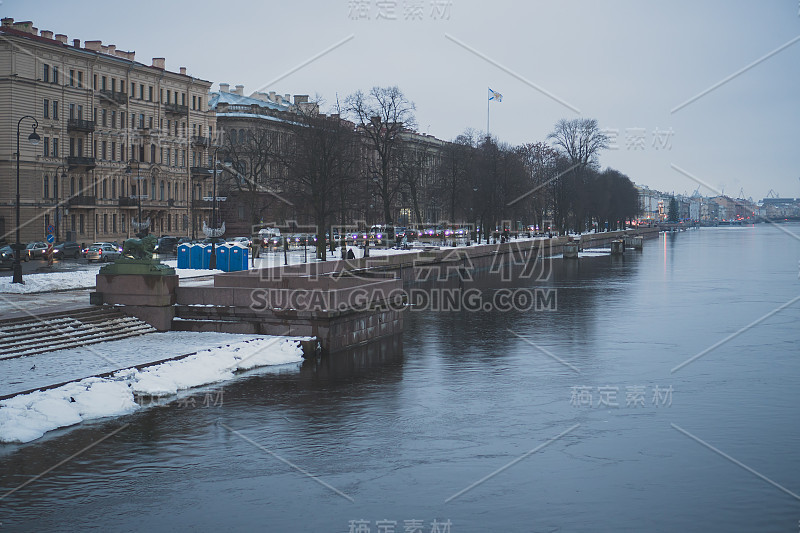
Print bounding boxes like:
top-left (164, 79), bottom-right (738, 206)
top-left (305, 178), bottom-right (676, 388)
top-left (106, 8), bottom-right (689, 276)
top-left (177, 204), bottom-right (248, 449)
top-left (241, 247), bottom-right (249, 270)
top-left (177, 244), bottom-right (191, 268)
top-left (215, 245), bottom-right (230, 272)
top-left (229, 246), bottom-right (247, 271)
top-left (202, 245), bottom-right (213, 269)
top-left (190, 244), bottom-right (204, 269)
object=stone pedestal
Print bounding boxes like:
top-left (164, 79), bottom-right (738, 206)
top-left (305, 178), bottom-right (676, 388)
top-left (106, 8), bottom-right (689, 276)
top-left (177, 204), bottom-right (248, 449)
top-left (564, 242), bottom-right (579, 259)
top-left (94, 270), bottom-right (178, 331)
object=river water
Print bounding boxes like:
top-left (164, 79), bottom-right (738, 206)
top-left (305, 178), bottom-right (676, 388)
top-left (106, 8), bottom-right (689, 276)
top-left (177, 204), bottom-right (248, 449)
top-left (1, 224), bottom-right (799, 532)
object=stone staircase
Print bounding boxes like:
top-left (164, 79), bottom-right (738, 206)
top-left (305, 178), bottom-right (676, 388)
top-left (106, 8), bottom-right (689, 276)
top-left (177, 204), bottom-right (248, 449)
top-left (0, 307), bottom-right (156, 359)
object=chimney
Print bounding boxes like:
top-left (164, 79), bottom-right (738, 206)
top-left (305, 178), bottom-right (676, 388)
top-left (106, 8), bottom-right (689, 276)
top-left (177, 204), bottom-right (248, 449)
top-left (234, 85), bottom-right (244, 96)
top-left (268, 91), bottom-right (276, 101)
top-left (179, 67), bottom-right (186, 75)
top-left (293, 94), bottom-right (309, 105)
top-left (55, 34), bottom-right (67, 44)
top-left (72, 38), bottom-right (81, 48)
top-left (101, 45), bottom-right (108, 54)
top-left (1, 18), bottom-right (14, 27)
top-left (31, 27), bottom-right (39, 36)
top-left (284, 93), bottom-right (291, 104)
top-left (85, 40), bottom-right (102, 52)
top-left (219, 83), bottom-right (230, 93)
top-left (152, 57), bottom-right (165, 69)
top-left (107, 44), bottom-right (116, 55)
top-left (13, 21), bottom-right (33, 34)
top-left (40, 30), bottom-right (54, 40)
top-left (126, 51), bottom-right (135, 61)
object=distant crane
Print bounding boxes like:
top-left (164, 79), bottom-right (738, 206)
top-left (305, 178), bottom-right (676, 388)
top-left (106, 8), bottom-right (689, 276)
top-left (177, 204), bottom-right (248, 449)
top-left (767, 189), bottom-right (780, 198)
top-left (738, 187), bottom-right (746, 199)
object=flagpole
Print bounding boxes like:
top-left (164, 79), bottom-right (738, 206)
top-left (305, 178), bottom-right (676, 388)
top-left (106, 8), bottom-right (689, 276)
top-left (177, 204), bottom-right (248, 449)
top-left (487, 91), bottom-right (490, 139)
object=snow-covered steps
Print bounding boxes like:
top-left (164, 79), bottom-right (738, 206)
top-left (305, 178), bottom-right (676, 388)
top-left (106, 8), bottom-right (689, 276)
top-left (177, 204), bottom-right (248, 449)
top-left (0, 307), bottom-right (156, 359)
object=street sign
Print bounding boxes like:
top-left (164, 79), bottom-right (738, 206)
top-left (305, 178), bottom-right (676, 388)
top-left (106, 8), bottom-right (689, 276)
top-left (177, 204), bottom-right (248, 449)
top-left (46, 233), bottom-right (54, 243)
top-left (47, 224), bottom-right (54, 233)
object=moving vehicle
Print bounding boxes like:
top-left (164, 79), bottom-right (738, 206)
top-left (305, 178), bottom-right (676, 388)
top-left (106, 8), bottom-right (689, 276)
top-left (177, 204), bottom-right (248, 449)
top-left (87, 243), bottom-right (122, 263)
top-left (154, 236), bottom-right (179, 254)
top-left (53, 241), bottom-right (81, 259)
top-left (25, 241), bottom-right (48, 260)
top-left (0, 245), bottom-right (14, 269)
top-left (230, 236), bottom-right (252, 247)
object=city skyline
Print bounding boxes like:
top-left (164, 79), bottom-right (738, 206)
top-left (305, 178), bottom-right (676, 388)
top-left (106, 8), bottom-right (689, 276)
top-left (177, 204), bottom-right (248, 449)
top-left (4, 0), bottom-right (799, 201)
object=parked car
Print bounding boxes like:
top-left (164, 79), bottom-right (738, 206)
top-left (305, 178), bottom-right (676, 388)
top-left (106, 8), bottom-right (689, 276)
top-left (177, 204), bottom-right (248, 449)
top-left (25, 241), bottom-right (48, 260)
top-left (53, 241), bottom-right (81, 259)
top-left (154, 236), bottom-right (179, 254)
top-left (0, 245), bottom-right (14, 269)
top-left (87, 243), bottom-right (122, 263)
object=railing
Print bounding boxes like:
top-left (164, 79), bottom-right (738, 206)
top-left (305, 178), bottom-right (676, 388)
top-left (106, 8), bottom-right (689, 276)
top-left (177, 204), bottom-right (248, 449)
top-left (164, 102), bottom-right (189, 115)
top-left (67, 156), bottom-right (96, 169)
top-left (67, 118), bottom-right (95, 132)
top-left (190, 166), bottom-right (211, 176)
top-left (192, 199), bottom-right (212, 208)
top-left (68, 195), bottom-right (96, 206)
top-left (191, 136), bottom-right (209, 147)
top-left (118, 197), bottom-right (137, 206)
top-left (98, 90), bottom-right (127, 105)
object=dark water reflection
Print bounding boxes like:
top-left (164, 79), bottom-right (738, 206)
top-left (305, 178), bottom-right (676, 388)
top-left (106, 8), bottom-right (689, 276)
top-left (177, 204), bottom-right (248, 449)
top-left (1, 225), bottom-right (799, 532)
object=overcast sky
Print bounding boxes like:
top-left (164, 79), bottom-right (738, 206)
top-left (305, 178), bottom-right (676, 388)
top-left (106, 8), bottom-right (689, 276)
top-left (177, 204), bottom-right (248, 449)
top-left (7, 0), bottom-right (799, 200)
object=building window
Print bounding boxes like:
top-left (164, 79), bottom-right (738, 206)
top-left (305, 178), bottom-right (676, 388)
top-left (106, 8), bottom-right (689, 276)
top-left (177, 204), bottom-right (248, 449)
top-left (148, 86), bottom-right (153, 101)
top-left (166, 89), bottom-right (171, 104)
top-left (43, 137), bottom-right (49, 157)
top-left (43, 63), bottom-right (50, 82)
top-left (131, 81), bottom-right (135, 95)
top-left (69, 103), bottom-right (75, 120)
top-left (53, 100), bottom-right (58, 120)
top-left (69, 69), bottom-right (75, 86)
top-left (192, 95), bottom-right (196, 110)
top-left (111, 78), bottom-right (116, 92)
top-left (151, 177), bottom-right (155, 199)
top-left (102, 179), bottom-right (107, 198)
top-left (69, 138), bottom-right (75, 157)
top-left (52, 66), bottom-right (59, 84)
top-left (139, 114), bottom-right (144, 128)
top-left (160, 181), bottom-right (164, 201)
top-left (148, 116), bottom-right (153, 129)
top-left (93, 74), bottom-right (97, 90)
top-left (79, 214), bottom-right (85, 235)
top-left (121, 214), bottom-right (126, 232)
top-left (139, 84), bottom-right (144, 99)
top-left (102, 76), bottom-right (107, 91)
top-left (113, 214), bottom-right (117, 233)
top-left (53, 138), bottom-right (58, 157)
top-left (71, 214), bottom-right (76, 232)
top-left (102, 141), bottom-right (107, 160)
top-left (43, 99), bottom-right (49, 118)
top-left (102, 109), bottom-right (107, 127)
top-left (111, 110), bottom-right (116, 128)
top-left (44, 176), bottom-right (49, 197)
top-left (53, 176), bottom-right (58, 199)
top-left (111, 142), bottom-right (116, 162)
top-left (70, 177), bottom-right (75, 196)
top-left (77, 71), bottom-right (82, 88)
top-left (112, 179), bottom-right (116, 198)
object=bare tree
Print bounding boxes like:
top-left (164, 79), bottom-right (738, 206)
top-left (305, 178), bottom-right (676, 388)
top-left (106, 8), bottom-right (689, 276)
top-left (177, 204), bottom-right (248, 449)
top-left (547, 118), bottom-right (609, 169)
top-left (346, 86), bottom-right (416, 234)
top-left (274, 101), bottom-right (359, 260)
top-left (218, 124), bottom-right (286, 232)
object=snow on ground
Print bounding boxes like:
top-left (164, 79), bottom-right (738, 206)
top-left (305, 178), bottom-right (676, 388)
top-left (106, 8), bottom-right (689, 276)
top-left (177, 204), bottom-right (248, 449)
top-left (0, 336), bottom-right (305, 443)
top-left (0, 265), bottom-right (103, 294)
top-left (0, 331), bottom-right (276, 397)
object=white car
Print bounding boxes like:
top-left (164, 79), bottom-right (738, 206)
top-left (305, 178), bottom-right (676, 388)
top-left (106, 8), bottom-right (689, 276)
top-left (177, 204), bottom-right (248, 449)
top-left (230, 236), bottom-right (252, 247)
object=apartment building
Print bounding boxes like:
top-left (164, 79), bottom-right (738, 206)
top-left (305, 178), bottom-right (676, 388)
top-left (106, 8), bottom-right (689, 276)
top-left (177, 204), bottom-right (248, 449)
top-left (0, 18), bottom-right (215, 245)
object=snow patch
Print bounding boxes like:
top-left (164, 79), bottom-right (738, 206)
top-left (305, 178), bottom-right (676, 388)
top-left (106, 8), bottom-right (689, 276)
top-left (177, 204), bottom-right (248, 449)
top-left (0, 337), bottom-right (305, 443)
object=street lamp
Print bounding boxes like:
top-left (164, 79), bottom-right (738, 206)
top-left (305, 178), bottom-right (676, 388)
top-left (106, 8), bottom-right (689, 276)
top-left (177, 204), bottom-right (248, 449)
top-left (125, 160), bottom-right (147, 238)
top-left (12, 116), bottom-right (41, 284)
top-left (208, 146), bottom-right (229, 270)
top-left (53, 164), bottom-right (68, 242)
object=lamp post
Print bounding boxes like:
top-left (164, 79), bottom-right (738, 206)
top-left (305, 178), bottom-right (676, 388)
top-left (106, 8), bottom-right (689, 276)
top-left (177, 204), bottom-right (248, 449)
top-left (209, 146), bottom-right (221, 270)
top-left (12, 116), bottom-right (41, 284)
top-left (53, 164), bottom-right (68, 243)
top-left (125, 160), bottom-right (146, 238)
